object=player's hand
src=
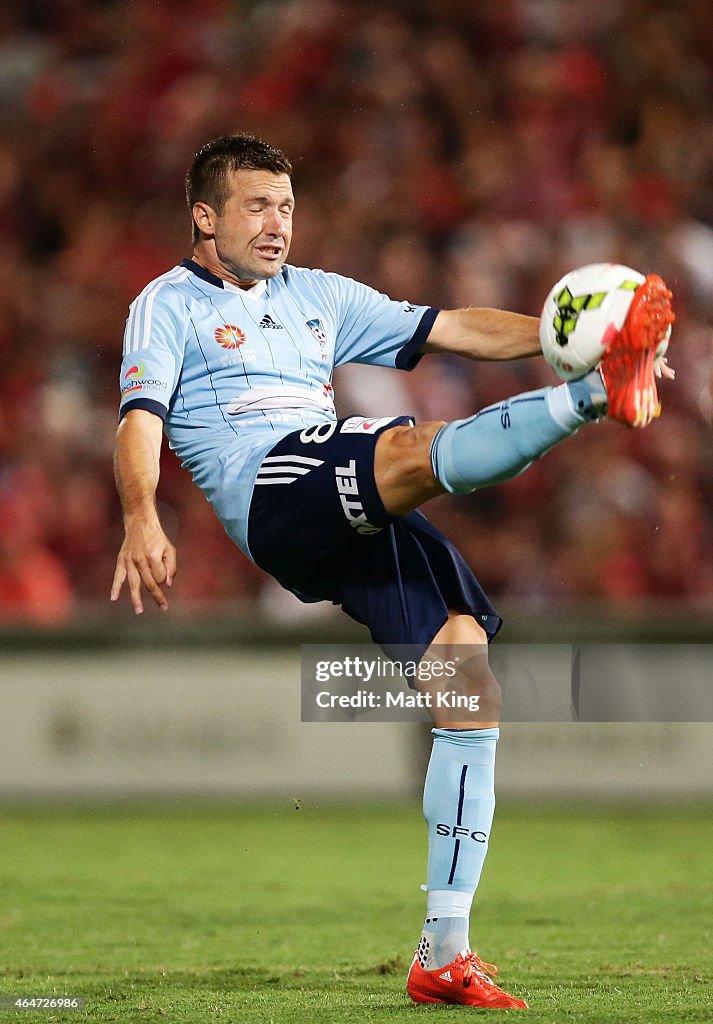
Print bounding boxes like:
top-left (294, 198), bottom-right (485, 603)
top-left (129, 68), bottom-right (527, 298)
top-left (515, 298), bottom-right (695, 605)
top-left (655, 356), bottom-right (675, 380)
top-left (110, 518), bottom-right (177, 614)
top-left (654, 323), bottom-right (674, 380)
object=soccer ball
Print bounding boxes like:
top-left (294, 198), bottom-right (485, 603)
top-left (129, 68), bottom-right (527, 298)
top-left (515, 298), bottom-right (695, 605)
top-left (539, 263), bottom-right (646, 381)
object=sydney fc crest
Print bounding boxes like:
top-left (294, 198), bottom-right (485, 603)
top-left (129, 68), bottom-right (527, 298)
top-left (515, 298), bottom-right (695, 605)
top-left (305, 318), bottom-right (327, 344)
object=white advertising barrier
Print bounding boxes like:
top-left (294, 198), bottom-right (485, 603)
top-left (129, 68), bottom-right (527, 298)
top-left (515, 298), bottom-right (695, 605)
top-left (1, 648), bottom-right (712, 799)
top-left (0, 651), bottom-right (422, 799)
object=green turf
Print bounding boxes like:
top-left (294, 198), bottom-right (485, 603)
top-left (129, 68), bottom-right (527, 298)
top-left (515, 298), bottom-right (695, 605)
top-left (0, 803), bottom-right (711, 1022)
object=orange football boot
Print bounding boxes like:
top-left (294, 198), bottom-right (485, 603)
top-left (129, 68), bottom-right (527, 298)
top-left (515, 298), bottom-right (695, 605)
top-left (407, 950), bottom-right (528, 1009)
top-left (599, 273), bottom-right (674, 428)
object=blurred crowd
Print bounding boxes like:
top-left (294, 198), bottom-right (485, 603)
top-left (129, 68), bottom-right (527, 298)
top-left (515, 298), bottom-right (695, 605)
top-left (1, 0), bottom-right (713, 625)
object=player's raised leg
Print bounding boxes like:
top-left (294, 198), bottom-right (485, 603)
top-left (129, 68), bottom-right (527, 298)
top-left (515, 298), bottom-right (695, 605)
top-left (375, 370), bottom-right (608, 515)
top-left (406, 611), bottom-right (528, 1009)
top-left (375, 278), bottom-right (673, 517)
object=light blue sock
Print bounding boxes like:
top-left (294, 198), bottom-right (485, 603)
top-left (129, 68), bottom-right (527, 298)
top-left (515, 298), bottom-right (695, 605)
top-left (430, 372), bottom-right (607, 495)
top-left (418, 728), bottom-right (499, 969)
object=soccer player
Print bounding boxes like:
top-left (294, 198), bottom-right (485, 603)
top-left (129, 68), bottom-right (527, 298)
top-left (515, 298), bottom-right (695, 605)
top-left (111, 134), bottom-right (674, 1009)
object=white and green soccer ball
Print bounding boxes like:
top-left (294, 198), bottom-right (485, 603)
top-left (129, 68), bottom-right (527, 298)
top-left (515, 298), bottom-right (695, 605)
top-left (539, 263), bottom-right (646, 381)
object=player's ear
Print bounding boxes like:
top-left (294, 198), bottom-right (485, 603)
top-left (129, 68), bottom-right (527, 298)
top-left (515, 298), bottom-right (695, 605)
top-left (192, 201), bottom-right (216, 238)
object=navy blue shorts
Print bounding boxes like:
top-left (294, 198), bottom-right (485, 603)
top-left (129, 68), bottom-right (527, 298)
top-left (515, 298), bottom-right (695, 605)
top-left (247, 415), bottom-right (501, 661)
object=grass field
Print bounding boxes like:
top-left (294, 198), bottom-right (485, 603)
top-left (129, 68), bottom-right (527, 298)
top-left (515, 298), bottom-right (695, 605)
top-left (0, 803), bottom-right (711, 1022)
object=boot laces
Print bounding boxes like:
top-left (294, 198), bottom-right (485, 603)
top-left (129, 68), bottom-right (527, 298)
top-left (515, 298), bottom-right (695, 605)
top-left (459, 952), bottom-right (498, 988)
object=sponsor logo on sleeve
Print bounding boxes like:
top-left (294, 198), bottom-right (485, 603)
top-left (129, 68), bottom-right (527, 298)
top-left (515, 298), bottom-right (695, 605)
top-left (121, 362), bottom-right (168, 396)
top-left (125, 362), bottom-right (144, 380)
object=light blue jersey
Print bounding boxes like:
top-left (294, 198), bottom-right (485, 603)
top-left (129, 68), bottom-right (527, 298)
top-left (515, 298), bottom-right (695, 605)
top-left (119, 259), bottom-right (438, 557)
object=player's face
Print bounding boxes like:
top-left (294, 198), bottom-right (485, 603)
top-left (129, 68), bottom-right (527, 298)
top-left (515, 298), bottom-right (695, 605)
top-left (210, 170), bottom-right (294, 284)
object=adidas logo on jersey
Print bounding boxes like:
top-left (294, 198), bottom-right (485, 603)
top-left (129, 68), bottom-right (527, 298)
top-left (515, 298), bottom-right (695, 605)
top-left (259, 315), bottom-right (283, 329)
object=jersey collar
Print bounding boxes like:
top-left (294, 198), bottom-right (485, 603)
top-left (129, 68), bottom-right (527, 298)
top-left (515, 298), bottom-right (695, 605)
top-left (223, 279), bottom-right (267, 299)
top-left (181, 258), bottom-right (224, 288)
top-left (181, 258), bottom-right (269, 298)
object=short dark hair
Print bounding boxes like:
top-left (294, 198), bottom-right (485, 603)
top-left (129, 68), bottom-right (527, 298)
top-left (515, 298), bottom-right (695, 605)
top-left (185, 134), bottom-right (293, 241)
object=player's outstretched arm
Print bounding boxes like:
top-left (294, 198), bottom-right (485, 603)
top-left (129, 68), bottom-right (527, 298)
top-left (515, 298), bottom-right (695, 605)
top-left (423, 307), bottom-right (541, 361)
top-left (111, 409), bottom-right (177, 615)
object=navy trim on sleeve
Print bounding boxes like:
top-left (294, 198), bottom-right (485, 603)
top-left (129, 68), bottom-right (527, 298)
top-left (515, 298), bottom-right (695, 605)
top-left (180, 258), bottom-right (225, 289)
top-left (395, 307), bottom-right (440, 370)
top-left (119, 397), bottom-right (168, 422)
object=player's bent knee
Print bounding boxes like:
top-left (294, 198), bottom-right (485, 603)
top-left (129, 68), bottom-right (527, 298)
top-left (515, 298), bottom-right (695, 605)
top-left (419, 659), bottom-right (502, 727)
top-left (461, 657), bottom-right (502, 720)
top-left (374, 421), bottom-right (447, 516)
top-left (423, 613), bottom-right (502, 726)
